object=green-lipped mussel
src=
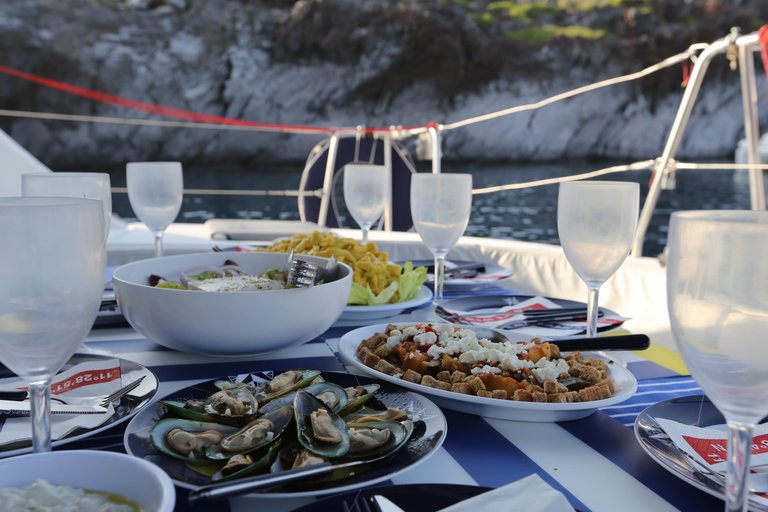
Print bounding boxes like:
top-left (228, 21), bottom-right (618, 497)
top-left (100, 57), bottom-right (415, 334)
top-left (149, 419), bottom-right (239, 462)
top-left (206, 404), bottom-right (294, 460)
top-left (295, 390), bottom-right (350, 458)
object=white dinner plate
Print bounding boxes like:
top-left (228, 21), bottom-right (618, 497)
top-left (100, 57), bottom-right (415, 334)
top-left (402, 260), bottom-right (513, 290)
top-left (0, 354), bottom-right (158, 458)
top-left (340, 284), bottom-right (433, 321)
top-left (123, 371), bottom-right (447, 499)
top-left (338, 323), bottom-right (637, 422)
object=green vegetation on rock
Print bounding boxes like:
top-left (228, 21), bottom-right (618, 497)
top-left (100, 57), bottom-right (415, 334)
top-left (506, 24), bottom-right (608, 43)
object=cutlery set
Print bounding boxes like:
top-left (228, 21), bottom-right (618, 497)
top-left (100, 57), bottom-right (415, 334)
top-left (0, 376), bottom-right (145, 415)
top-left (435, 304), bottom-right (599, 329)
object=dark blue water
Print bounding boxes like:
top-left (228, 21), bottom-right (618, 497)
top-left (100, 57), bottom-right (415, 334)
top-left (106, 160), bottom-right (755, 258)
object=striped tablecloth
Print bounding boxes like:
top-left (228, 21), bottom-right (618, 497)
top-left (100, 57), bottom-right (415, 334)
top-left (65, 285), bottom-right (722, 512)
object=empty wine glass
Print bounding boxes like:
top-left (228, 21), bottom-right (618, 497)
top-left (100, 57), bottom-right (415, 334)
top-left (410, 173), bottom-right (472, 303)
top-left (667, 210), bottom-right (768, 512)
top-left (557, 181), bottom-right (639, 337)
top-left (127, 162), bottom-right (183, 257)
top-left (21, 172), bottom-right (112, 240)
top-left (343, 164), bottom-right (390, 243)
top-left (0, 197), bottom-right (105, 452)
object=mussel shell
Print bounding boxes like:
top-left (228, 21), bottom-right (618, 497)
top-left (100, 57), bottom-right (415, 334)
top-left (160, 400), bottom-right (219, 424)
top-left (259, 382), bottom-right (348, 415)
top-left (253, 369), bottom-right (322, 404)
top-left (302, 382), bottom-right (349, 413)
top-left (203, 387), bottom-right (259, 423)
top-left (337, 384), bottom-right (379, 417)
top-left (210, 439), bottom-right (283, 482)
top-left (213, 380), bottom-right (258, 394)
top-left (342, 406), bottom-right (411, 424)
top-left (342, 420), bottom-right (410, 460)
top-left (150, 418), bottom-right (238, 463)
top-left (206, 404), bottom-right (295, 459)
top-left (294, 390), bottom-right (350, 458)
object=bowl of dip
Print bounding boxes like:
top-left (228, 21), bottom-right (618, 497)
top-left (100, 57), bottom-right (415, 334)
top-left (112, 251), bottom-right (353, 356)
top-left (0, 450), bottom-right (174, 511)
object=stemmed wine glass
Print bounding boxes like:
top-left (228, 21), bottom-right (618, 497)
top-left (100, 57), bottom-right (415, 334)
top-left (667, 210), bottom-right (768, 512)
top-left (343, 164), bottom-right (389, 244)
top-left (126, 162), bottom-right (184, 257)
top-left (21, 172), bottom-right (112, 241)
top-left (0, 197), bottom-right (105, 452)
top-left (410, 173), bottom-right (472, 303)
top-left (557, 181), bottom-right (639, 337)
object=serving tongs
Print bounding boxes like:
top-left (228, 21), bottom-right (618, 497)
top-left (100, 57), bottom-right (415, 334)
top-left (187, 420), bottom-right (415, 504)
top-left (284, 251), bottom-right (338, 288)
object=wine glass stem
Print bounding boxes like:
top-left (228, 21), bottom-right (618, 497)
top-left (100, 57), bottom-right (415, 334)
top-left (725, 421), bottom-right (754, 512)
top-left (28, 379), bottom-right (52, 453)
top-left (586, 285), bottom-right (601, 338)
top-left (153, 230), bottom-right (164, 258)
top-left (433, 254), bottom-right (446, 303)
top-left (361, 227), bottom-right (369, 244)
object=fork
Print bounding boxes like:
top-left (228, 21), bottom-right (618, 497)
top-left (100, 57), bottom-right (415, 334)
top-left (0, 376), bottom-right (145, 408)
top-left (342, 493), bottom-right (381, 512)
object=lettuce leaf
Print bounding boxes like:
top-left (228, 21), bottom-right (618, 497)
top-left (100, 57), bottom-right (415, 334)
top-left (396, 262), bottom-right (428, 303)
top-left (346, 261), bottom-right (427, 305)
top-left (347, 281), bottom-right (399, 306)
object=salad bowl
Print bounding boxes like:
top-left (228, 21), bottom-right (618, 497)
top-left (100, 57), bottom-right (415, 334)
top-left (113, 252), bottom-right (352, 356)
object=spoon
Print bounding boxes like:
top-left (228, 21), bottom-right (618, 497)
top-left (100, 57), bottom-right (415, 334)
top-left (187, 420), bottom-right (416, 503)
top-left (467, 326), bottom-right (650, 352)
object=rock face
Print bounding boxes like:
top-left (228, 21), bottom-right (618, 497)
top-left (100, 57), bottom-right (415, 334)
top-left (0, 0), bottom-right (766, 167)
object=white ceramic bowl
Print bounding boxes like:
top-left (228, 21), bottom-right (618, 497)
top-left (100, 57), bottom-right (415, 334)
top-left (0, 450), bottom-right (175, 511)
top-left (113, 252), bottom-right (352, 356)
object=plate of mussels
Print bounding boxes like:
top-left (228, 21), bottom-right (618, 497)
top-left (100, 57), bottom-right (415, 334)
top-left (123, 369), bottom-right (447, 498)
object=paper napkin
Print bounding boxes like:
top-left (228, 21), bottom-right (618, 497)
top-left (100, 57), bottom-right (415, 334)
top-left (0, 359), bottom-right (122, 447)
top-left (655, 417), bottom-right (768, 472)
top-left (436, 475), bottom-right (575, 512)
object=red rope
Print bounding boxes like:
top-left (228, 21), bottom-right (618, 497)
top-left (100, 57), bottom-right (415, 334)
top-left (681, 59), bottom-right (691, 87)
top-left (759, 25), bottom-right (768, 84)
top-left (0, 64), bottom-right (432, 135)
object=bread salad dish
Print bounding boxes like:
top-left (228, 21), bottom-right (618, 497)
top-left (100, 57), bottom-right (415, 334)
top-left (255, 231), bottom-right (427, 305)
top-left (148, 259), bottom-right (295, 292)
top-left (356, 323), bottom-right (615, 403)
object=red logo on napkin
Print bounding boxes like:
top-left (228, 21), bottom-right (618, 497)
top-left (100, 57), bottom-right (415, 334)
top-left (51, 366), bottom-right (122, 395)
top-left (684, 433), bottom-right (768, 465)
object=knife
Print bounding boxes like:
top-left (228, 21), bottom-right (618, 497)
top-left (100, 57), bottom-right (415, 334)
top-left (423, 262), bottom-right (487, 274)
top-left (0, 399), bottom-right (109, 415)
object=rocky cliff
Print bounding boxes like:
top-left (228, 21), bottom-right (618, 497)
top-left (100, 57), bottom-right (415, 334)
top-left (0, 0), bottom-right (766, 167)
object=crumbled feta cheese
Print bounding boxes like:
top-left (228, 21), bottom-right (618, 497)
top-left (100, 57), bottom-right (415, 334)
top-left (414, 331), bottom-right (437, 345)
top-left (470, 365), bottom-right (502, 375)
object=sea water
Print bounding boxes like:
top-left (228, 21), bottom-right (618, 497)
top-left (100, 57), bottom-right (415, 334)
top-left (105, 160), bottom-right (756, 258)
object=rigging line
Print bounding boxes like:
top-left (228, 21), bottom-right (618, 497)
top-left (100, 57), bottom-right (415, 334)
top-left (112, 187), bottom-right (323, 197)
top-left (0, 109), bottom-right (430, 138)
top-left (471, 160), bottom-right (656, 195)
top-left (443, 44), bottom-right (709, 131)
top-left (675, 162), bottom-right (768, 170)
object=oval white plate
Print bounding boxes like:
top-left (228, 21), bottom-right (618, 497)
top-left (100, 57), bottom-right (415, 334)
top-left (338, 322), bottom-right (637, 422)
top-left (340, 284), bottom-right (433, 321)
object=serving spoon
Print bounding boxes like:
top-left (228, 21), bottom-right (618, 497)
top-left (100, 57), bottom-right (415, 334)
top-left (187, 420), bottom-right (418, 503)
top-left (467, 326), bottom-right (650, 352)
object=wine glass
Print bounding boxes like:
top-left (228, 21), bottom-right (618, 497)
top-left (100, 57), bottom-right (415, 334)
top-left (126, 162), bottom-right (184, 257)
top-left (410, 173), bottom-right (472, 303)
top-left (21, 172), bottom-right (112, 240)
top-left (343, 164), bottom-right (389, 243)
top-left (667, 210), bottom-right (768, 512)
top-left (0, 197), bottom-right (105, 452)
top-left (557, 181), bottom-right (639, 337)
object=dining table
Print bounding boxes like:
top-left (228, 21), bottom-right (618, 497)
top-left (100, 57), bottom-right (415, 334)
top-left (49, 278), bottom-right (722, 512)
